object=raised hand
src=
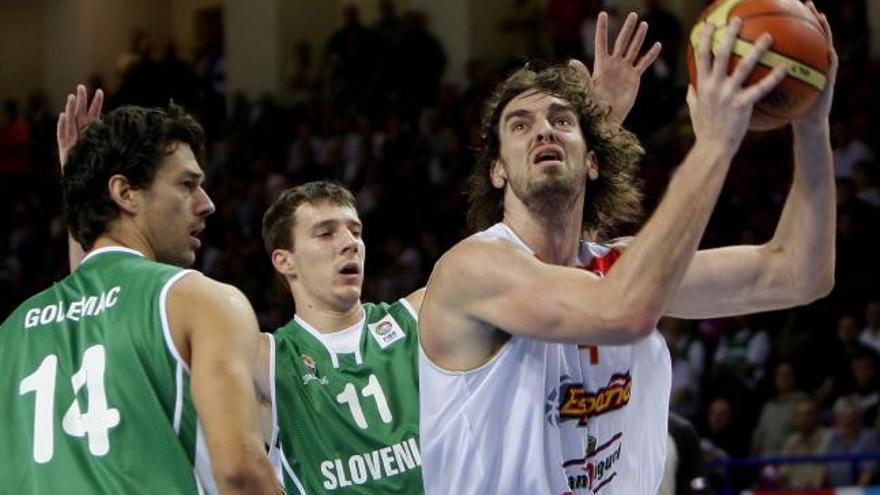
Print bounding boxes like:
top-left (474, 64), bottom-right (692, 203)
top-left (57, 84), bottom-right (103, 172)
top-left (792, 1), bottom-right (837, 131)
top-left (580, 11), bottom-right (662, 126)
top-left (687, 18), bottom-right (787, 153)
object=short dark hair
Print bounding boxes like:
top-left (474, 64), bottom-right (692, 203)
top-left (62, 104), bottom-right (205, 249)
top-left (261, 181), bottom-right (357, 255)
top-left (468, 62), bottom-right (645, 239)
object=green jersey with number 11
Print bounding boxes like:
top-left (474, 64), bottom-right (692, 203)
top-left (270, 299), bottom-right (423, 494)
top-left (0, 247), bottom-right (211, 494)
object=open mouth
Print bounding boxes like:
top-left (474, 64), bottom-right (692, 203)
top-left (533, 146), bottom-right (564, 165)
top-left (338, 261), bottom-right (361, 276)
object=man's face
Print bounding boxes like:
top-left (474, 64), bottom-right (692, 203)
top-left (139, 142), bottom-right (214, 267)
top-left (493, 90), bottom-right (596, 216)
top-left (837, 315), bottom-right (861, 344)
top-left (288, 202), bottom-right (365, 311)
top-left (793, 402), bottom-right (818, 433)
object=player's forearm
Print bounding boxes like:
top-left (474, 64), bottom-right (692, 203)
top-left (763, 123), bottom-right (835, 301)
top-left (603, 142), bottom-right (734, 332)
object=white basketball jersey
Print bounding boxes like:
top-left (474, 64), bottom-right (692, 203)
top-left (419, 223), bottom-right (671, 494)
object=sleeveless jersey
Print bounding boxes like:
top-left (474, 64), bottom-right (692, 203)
top-left (419, 223), bottom-right (671, 494)
top-left (0, 247), bottom-right (215, 494)
top-left (269, 299), bottom-right (423, 494)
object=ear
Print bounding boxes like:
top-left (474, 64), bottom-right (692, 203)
top-left (107, 174), bottom-right (139, 215)
top-left (489, 159), bottom-right (507, 189)
top-left (586, 151), bottom-right (599, 181)
top-left (271, 248), bottom-right (297, 279)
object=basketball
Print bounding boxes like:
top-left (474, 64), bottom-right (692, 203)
top-left (686, 0), bottom-right (832, 130)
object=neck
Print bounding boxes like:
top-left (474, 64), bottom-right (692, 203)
top-left (91, 227), bottom-right (155, 260)
top-left (502, 188), bottom-right (585, 265)
top-left (293, 293), bottom-right (364, 334)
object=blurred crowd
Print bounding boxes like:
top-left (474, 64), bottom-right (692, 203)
top-left (0, 0), bottom-right (877, 491)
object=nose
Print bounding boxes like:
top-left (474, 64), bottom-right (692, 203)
top-left (196, 187), bottom-right (216, 217)
top-left (535, 119), bottom-right (557, 143)
top-left (340, 229), bottom-right (360, 255)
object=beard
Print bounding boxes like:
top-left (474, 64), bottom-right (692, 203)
top-left (507, 163), bottom-right (581, 229)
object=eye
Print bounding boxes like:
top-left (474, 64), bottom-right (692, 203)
top-left (351, 227), bottom-right (362, 238)
top-left (555, 116), bottom-right (573, 127)
top-left (316, 230), bottom-right (332, 238)
top-left (511, 122), bottom-right (526, 133)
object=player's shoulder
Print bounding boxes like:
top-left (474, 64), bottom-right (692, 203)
top-left (167, 271), bottom-right (250, 312)
top-left (437, 235), bottom-right (533, 276)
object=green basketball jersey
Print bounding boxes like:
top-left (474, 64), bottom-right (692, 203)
top-left (270, 299), bottom-right (423, 494)
top-left (0, 247), bottom-right (210, 494)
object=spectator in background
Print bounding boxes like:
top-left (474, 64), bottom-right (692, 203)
top-left (861, 300), bottom-right (880, 354)
top-left (818, 313), bottom-right (879, 409)
top-left (0, 99), bottom-right (30, 177)
top-left (544, 0), bottom-right (587, 60)
top-left (660, 412), bottom-right (714, 495)
top-left (850, 351), bottom-right (880, 426)
top-left (497, 0), bottom-right (545, 65)
top-left (397, 10), bottom-right (447, 111)
top-left (661, 317), bottom-right (705, 419)
top-left (824, 395), bottom-right (880, 487)
top-left (284, 41), bottom-right (320, 109)
top-left (751, 361), bottom-right (809, 456)
top-left (832, 118), bottom-right (874, 179)
top-left (703, 397), bottom-right (750, 460)
top-left (712, 316), bottom-right (771, 389)
top-left (325, 4), bottom-right (382, 109)
top-left (778, 398), bottom-right (832, 490)
top-left (852, 160), bottom-right (880, 207)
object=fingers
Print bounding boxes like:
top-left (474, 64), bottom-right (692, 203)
top-left (695, 21), bottom-right (715, 86)
top-left (73, 85), bottom-right (87, 126)
top-left (88, 89), bottom-right (104, 120)
top-left (595, 12), bottom-right (609, 57)
top-left (635, 42), bottom-right (662, 74)
top-left (729, 33), bottom-right (773, 88)
top-left (64, 94), bottom-right (75, 137)
top-left (613, 12), bottom-right (638, 57)
top-left (712, 17), bottom-right (741, 80)
top-left (741, 63), bottom-right (787, 104)
top-left (625, 21), bottom-right (649, 63)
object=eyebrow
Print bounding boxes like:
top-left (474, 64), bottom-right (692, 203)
top-left (180, 170), bottom-right (205, 181)
top-left (310, 218), bottom-right (362, 232)
top-left (502, 102), bottom-right (576, 124)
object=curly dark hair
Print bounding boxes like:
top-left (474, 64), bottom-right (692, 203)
top-left (468, 62), bottom-right (645, 240)
top-left (62, 104), bottom-right (205, 249)
top-left (261, 181), bottom-right (357, 255)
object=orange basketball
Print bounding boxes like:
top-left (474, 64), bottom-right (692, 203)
top-left (686, 0), bottom-right (831, 130)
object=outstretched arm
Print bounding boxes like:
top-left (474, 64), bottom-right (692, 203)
top-left (58, 84), bottom-right (103, 272)
top-left (667, 3), bottom-right (836, 319)
top-left (571, 11), bottom-right (662, 126)
top-left (421, 19), bottom-right (787, 368)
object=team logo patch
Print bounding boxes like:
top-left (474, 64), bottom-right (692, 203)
top-left (367, 315), bottom-right (405, 349)
top-left (301, 353), bottom-right (328, 386)
top-left (558, 373), bottom-right (632, 426)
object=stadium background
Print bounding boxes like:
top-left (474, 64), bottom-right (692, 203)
top-left (1, 0), bottom-right (879, 492)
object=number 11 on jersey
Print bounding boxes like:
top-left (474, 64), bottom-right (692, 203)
top-left (336, 374), bottom-right (393, 429)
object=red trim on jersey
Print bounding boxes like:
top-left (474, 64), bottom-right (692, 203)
top-left (582, 247), bottom-right (623, 276)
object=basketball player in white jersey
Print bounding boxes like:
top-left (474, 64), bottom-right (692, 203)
top-left (419, 5), bottom-right (837, 495)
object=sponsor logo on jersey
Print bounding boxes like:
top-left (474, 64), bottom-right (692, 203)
top-left (319, 437), bottom-right (422, 490)
top-left (563, 433), bottom-right (623, 493)
top-left (557, 373), bottom-right (632, 426)
top-left (302, 353), bottom-right (328, 386)
top-left (367, 315), bottom-right (405, 349)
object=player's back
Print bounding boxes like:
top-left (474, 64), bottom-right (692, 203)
top-left (0, 247), bottom-right (208, 494)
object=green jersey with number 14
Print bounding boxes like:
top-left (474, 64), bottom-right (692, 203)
top-left (0, 247), bottom-right (212, 494)
top-left (270, 299), bottom-right (423, 494)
